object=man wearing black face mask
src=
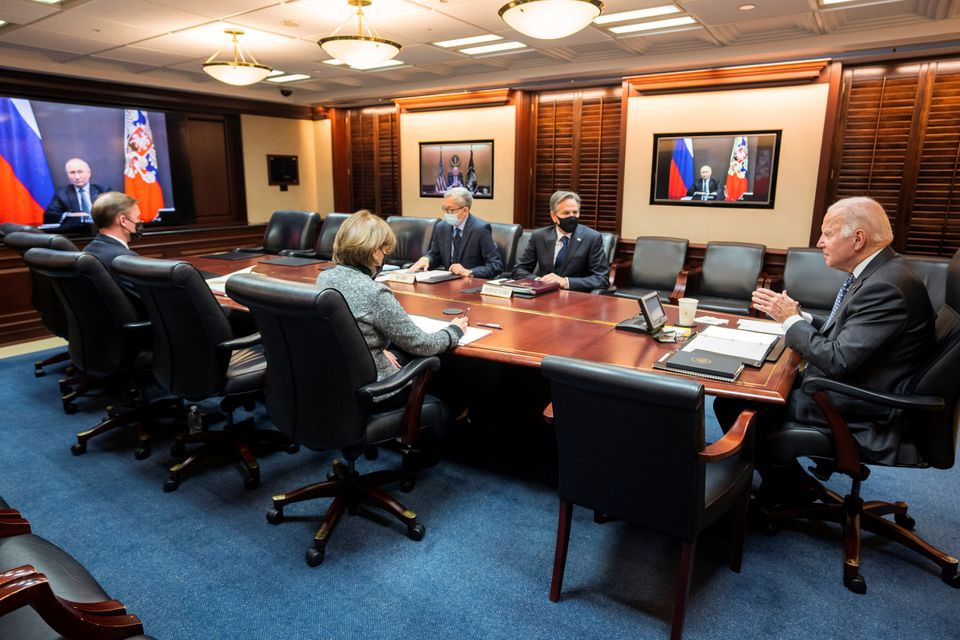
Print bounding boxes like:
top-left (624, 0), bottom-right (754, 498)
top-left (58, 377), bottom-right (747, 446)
top-left (512, 190), bottom-right (609, 292)
top-left (85, 192), bottom-right (143, 293)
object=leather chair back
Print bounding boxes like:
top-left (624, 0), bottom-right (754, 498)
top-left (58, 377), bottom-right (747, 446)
top-left (112, 256), bottom-right (234, 398)
top-left (783, 248), bottom-right (848, 314)
top-left (700, 242), bottom-right (766, 299)
top-left (261, 210), bottom-right (322, 254)
top-left (600, 232), bottom-right (619, 266)
top-left (5, 232), bottom-right (78, 338)
top-left (23, 249), bottom-right (139, 377)
top-left (629, 236), bottom-right (688, 292)
top-left (0, 222), bottom-right (41, 239)
top-left (385, 216), bottom-right (438, 267)
top-left (906, 249), bottom-right (960, 469)
top-left (489, 222), bottom-right (522, 273)
top-left (541, 356), bottom-right (712, 542)
top-left (226, 275), bottom-right (378, 450)
top-left (906, 255), bottom-right (951, 311)
top-left (316, 213), bottom-right (350, 260)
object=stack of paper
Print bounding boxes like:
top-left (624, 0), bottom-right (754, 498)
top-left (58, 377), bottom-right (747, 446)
top-left (204, 266), bottom-right (258, 296)
top-left (736, 319), bottom-right (785, 335)
top-left (408, 315), bottom-right (491, 346)
top-left (682, 325), bottom-right (779, 365)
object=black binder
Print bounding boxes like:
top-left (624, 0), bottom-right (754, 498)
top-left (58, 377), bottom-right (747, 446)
top-left (653, 349), bottom-right (744, 382)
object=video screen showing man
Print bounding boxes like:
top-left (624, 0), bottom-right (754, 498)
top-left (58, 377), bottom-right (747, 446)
top-left (686, 165), bottom-right (722, 201)
top-left (43, 158), bottom-right (110, 228)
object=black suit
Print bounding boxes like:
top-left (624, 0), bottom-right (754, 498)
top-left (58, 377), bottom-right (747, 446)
top-left (686, 178), bottom-right (721, 201)
top-left (44, 183), bottom-right (110, 225)
top-left (84, 234), bottom-right (143, 308)
top-left (512, 224), bottom-right (609, 292)
top-left (424, 213), bottom-right (503, 279)
top-left (716, 246), bottom-right (936, 466)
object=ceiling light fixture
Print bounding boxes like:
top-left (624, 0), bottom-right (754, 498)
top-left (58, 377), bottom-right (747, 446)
top-left (499, 0), bottom-right (604, 40)
top-left (433, 34), bottom-right (502, 48)
top-left (593, 5), bottom-right (679, 25)
top-left (460, 41), bottom-right (527, 55)
top-left (319, 0), bottom-right (402, 68)
top-left (201, 29), bottom-right (273, 86)
top-left (608, 15), bottom-right (696, 34)
top-left (267, 74), bottom-right (311, 83)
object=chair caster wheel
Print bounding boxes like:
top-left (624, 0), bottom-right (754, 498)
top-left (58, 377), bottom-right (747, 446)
top-left (134, 447), bottom-right (150, 460)
top-left (34, 367), bottom-right (45, 377)
top-left (244, 476), bottom-right (260, 490)
top-left (306, 548), bottom-right (325, 567)
top-left (287, 442), bottom-right (300, 454)
top-left (266, 509), bottom-right (283, 524)
top-left (941, 567), bottom-right (960, 588)
top-left (401, 480), bottom-right (415, 493)
top-left (170, 442), bottom-right (186, 457)
top-left (163, 478), bottom-right (179, 493)
top-left (407, 523), bottom-right (425, 541)
top-left (844, 574), bottom-right (867, 594)
top-left (71, 442), bottom-right (86, 455)
top-left (63, 403), bottom-right (78, 415)
top-left (894, 513), bottom-right (916, 529)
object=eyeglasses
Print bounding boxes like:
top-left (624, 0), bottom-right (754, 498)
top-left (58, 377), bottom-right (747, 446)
top-left (441, 205), bottom-right (464, 214)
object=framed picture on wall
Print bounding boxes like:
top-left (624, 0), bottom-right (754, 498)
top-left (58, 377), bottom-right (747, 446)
top-left (650, 131), bottom-right (781, 208)
top-left (419, 140), bottom-right (493, 199)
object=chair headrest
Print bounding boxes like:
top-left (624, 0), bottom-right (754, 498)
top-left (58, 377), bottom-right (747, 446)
top-left (4, 231), bottom-right (78, 254)
top-left (112, 255), bottom-right (202, 289)
top-left (945, 248), bottom-right (960, 312)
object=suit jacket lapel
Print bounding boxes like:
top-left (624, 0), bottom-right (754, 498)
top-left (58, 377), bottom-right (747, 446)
top-left (558, 227), bottom-right (583, 276)
top-left (456, 215), bottom-right (476, 263)
top-left (542, 227), bottom-right (558, 274)
top-left (823, 246), bottom-right (896, 334)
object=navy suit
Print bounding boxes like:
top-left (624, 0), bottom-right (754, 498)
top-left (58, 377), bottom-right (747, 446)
top-left (44, 183), bottom-right (110, 225)
top-left (686, 178), bottom-right (722, 201)
top-left (512, 224), bottom-right (609, 292)
top-left (424, 213), bottom-right (503, 279)
top-left (83, 233), bottom-right (143, 309)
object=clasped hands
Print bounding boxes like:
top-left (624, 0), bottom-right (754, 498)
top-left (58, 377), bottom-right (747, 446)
top-left (752, 287), bottom-right (801, 323)
top-left (538, 273), bottom-right (570, 289)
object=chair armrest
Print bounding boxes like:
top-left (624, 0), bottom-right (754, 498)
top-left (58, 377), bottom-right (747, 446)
top-left (0, 509), bottom-right (31, 537)
top-left (217, 332), bottom-right (262, 353)
top-left (670, 267), bottom-right (699, 304)
top-left (542, 402), bottom-right (554, 424)
top-left (593, 287), bottom-right (617, 296)
top-left (122, 320), bottom-right (151, 337)
top-left (699, 410), bottom-right (756, 462)
top-left (279, 249), bottom-right (318, 258)
top-left (358, 356), bottom-right (440, 400)
top-left (765, 274), bottom-right (784, 292)
top-left (801, 376), bottom-right (944, 411)
top-left (609, 258), bottom-right (628, 289)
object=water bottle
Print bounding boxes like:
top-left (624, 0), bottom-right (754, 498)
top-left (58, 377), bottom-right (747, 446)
top-left (187, 405), bottom-right (203, 435)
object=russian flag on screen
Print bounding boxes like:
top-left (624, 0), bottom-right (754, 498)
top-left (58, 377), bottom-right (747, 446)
top-left (0, 98), bottom-right (55, 225)
top-left (123, 109), bottom-right (164, 223)
top-left (667, 137), bottom-right (693, 200)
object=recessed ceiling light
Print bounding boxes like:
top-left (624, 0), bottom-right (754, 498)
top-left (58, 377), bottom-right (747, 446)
top-left (0, 20), bottom-right (6, 27)
top-left (433, 34), bottom-right (502, 48)
top-left (322, 59), bottom-right (347, 66)
top-left (593, 5), bottom-right (680, 25)
top-left (29, 0), bottom-right (61, 4)
top-left (349, 59), bottom-right (405, 70)
top-left (460, 41), bottom-right (527, 55)
top-left (821, 0), bottom-right (858, 4)
top-left (267, 69), bottom-right (285, 77)
top-left (609, 16), bottom-right (697, 34)
top-left (267, 74), bottom-right (311, 83)
top-left (739, 3), bottom-right (756, 9)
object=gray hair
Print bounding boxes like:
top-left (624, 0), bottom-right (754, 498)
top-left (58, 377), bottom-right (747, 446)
top-left (827, 197), bottom-right (893, 245)
top-left (443, 186), bottom-right (473, 209)
top-left (549, 190), bottom-right (580, 213)
top-left (91, 191), bottom-right (137, 230)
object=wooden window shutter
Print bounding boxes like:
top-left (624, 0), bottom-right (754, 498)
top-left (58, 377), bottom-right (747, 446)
top-left (347, 109), bottom-right (400, 217)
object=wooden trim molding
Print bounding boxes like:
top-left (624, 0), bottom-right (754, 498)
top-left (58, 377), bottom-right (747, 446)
top-left (393, 89), bottom-right (512, 112)
top-left (810, 61), bottom-right (845, 245)
top-left (624, 59), bottom-right (830, 95)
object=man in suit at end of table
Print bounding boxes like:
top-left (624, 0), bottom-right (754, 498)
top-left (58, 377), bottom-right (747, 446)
top-left (43, 158), bottom-right (110, 225)
top-left (512, 190), bottom-right (609, 292)
top-left (409, 186), bottom-right (503, 279)
top-left (715, 196), bottom-right (936, 503)
top-left (85, 191), bottom-right (143, 279)
top-left (686, 165), bottom-right (722, 201)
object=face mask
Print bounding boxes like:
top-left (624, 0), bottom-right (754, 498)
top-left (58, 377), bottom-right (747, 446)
top-left (556, 216), bottom-right (578, 234)
top-left (127, 219), bottom-right (143, 241)
top-left (443, 213), bottom-right (460, 226)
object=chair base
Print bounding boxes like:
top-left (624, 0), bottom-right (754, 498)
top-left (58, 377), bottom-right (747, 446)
top-left (34, 349), bottom-right (70, 377)
top-left (163, 418), bottom-right (295, 492)
top-left (267, 458), bottom-right (424, 566)
top-left (764, 483), bottom-right (960, 593)
top-left (71, 396), bottom-right (184, 460)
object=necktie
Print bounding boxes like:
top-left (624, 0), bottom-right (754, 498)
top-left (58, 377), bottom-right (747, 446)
top-left (452, 228), bottom-right (462, 263)
top-left (80, 188), bottom-right (91, 213)
top-left (825, 273), bottom-right (856, 326)
top-left (554, 236), bottom-right (569, 272)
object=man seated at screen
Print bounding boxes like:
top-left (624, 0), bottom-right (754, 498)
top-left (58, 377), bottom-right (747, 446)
top-left (512, 190), bottom-right (609, 292)
top-left (686, 165), bottom-right (722, 201)
top-left (43, 158), bottom-right (110, 226)
top-left (408, 186), bottom-right (503, 279)
top-left (85, 192), bottom-right (142, 274)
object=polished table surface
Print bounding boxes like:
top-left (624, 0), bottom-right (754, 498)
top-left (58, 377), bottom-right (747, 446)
top-left (189, 253), bottom-right (800, 405)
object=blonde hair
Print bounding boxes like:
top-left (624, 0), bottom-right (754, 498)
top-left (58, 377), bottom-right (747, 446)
top-left (827, 197), bottom-right (894, 246)
top-left (332, 210), bottom-right (396, 273)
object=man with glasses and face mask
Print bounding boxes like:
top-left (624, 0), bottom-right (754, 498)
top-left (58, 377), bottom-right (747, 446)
top-left (84, 191), bottom-right (143, 279)
top-left (409, 186), bottom-right (503, 279)
top-left (512, 190), bottom-right (609, 292)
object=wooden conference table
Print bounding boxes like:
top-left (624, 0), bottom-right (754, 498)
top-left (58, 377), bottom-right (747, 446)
top-left (189, 253), bottom-right (801, 405)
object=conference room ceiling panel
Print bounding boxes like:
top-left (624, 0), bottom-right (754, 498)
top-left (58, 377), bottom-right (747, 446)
top-left (682, 0), bottom-right (810, 25)
top-left (89, 45), bottom-right (202, 67)
top-left (0, 26), bottom-right (114, 55)
top-left (149, 0), bottom-right (276, 21)
top-left (824, 0), bottom-right (936, 31)
top-left (0, 0), bottom-right (61, 25)
top-left (64, 0), bottom-right (213, 34)
top-left (24, 13), bottom-right (159, 46)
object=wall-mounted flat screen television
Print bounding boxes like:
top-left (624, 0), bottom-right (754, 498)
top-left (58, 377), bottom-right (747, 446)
top-left (267, 154), bottom-right (299, 188)
top-left (650, 131), bottom-right (781, 208)
top-left (419, 140), bottom-right (493, 199)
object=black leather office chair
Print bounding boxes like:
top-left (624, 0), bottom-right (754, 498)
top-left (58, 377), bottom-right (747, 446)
top-left (112, 255), bottom-right (293, 491)
top-left (489, 222), bottom-right (523, 275)
top-left (599, 232), bottom-right (619, 289)
top-left (762, 248), bottom-right (960, 593)
top-left (226, 274), bottom-right (451, 566)
top-left (23, 249), bottom-right (178, 458)
top-left (385, 216), bottom-right (438, 268)
top-left (611, 236), bottom-right (688, 304)
top-left (685, 242), bottom-right (766, 315)
top-left (513, 229), bottom-right (536, 275)
top-left (314, 213), bottom-right (350, 260)
top-left (906, 255), bottom-right (951, 311)
top-left (241, 210), bottom-right (322, 255)
top-left (779, 248), bottom-right (848, 324)
top-left (0, 222), bottom-right (41, 239)
top-left (541, 356), bottom-right (756, 640)
top-left (4, 232), bottom-right (78, 377)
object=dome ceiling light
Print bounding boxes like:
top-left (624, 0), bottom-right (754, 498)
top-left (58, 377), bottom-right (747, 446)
top-left (498, 0), bottom-right (604, 40)
top-left (201, 29), bottom-right (273, 86)
top-left (319, 0), bottom-right (402, 68)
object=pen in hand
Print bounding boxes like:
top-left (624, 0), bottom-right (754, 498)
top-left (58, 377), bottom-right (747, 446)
top-left (476, 322), bottom-right (502, 330)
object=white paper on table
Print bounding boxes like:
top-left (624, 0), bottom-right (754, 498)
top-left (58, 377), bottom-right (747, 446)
top-left (700, 325), bottom-right (779, 346)
top-left (736, 318), bottom-right (785, 335)
top-left (408, 314), bottom-right (491, 346)
top-left (694, 315), bottom-right (729, 326)
top-left (204, 266), bottom-right (258, 296)
top-left (681, 329), bottom-right (772, 363)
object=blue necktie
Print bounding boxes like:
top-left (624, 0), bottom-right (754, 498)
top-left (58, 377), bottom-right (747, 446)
top-left (80, 188), bottom-right (91, 213)
top-left (452, 228), bottom-right (462, 263)
top-left (554, 236), bottom-right (569, 272)
top-left (825, 273), bottom-right (856, 326)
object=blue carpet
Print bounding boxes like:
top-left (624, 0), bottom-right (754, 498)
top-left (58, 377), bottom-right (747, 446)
top-left (1, 349), bottom-right (958, 639)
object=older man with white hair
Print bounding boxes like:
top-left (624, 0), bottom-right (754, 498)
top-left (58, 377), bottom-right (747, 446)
top-left (43, 157), bottom-right (111, 225)
top-left (715, 196), bottom-right (936, 503)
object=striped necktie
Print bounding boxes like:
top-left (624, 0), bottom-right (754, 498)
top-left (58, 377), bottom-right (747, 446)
top-left (452, 228), bottom-right (462, 263)
top-left (554, 236), bottom-right (569, 272)
top-left (825, 273), bottom-right (856, 326)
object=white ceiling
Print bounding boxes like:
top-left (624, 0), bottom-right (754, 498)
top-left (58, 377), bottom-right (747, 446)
top-left (1, 0), bottom-right (959, 107)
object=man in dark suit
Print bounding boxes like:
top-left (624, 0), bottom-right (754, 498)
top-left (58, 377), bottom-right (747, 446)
top-left (512, 190), bottom-right (609, 292)
top-left (409, 186), bottom-right (503, 279)
top-left (43, 158), bottom-right (110, 225)
top-left (715, 196), bottom-right (935, 501)
top-left (84, 191), bottom-right (142, 283)
top-left (686, 165), bottom-right (722, 201)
